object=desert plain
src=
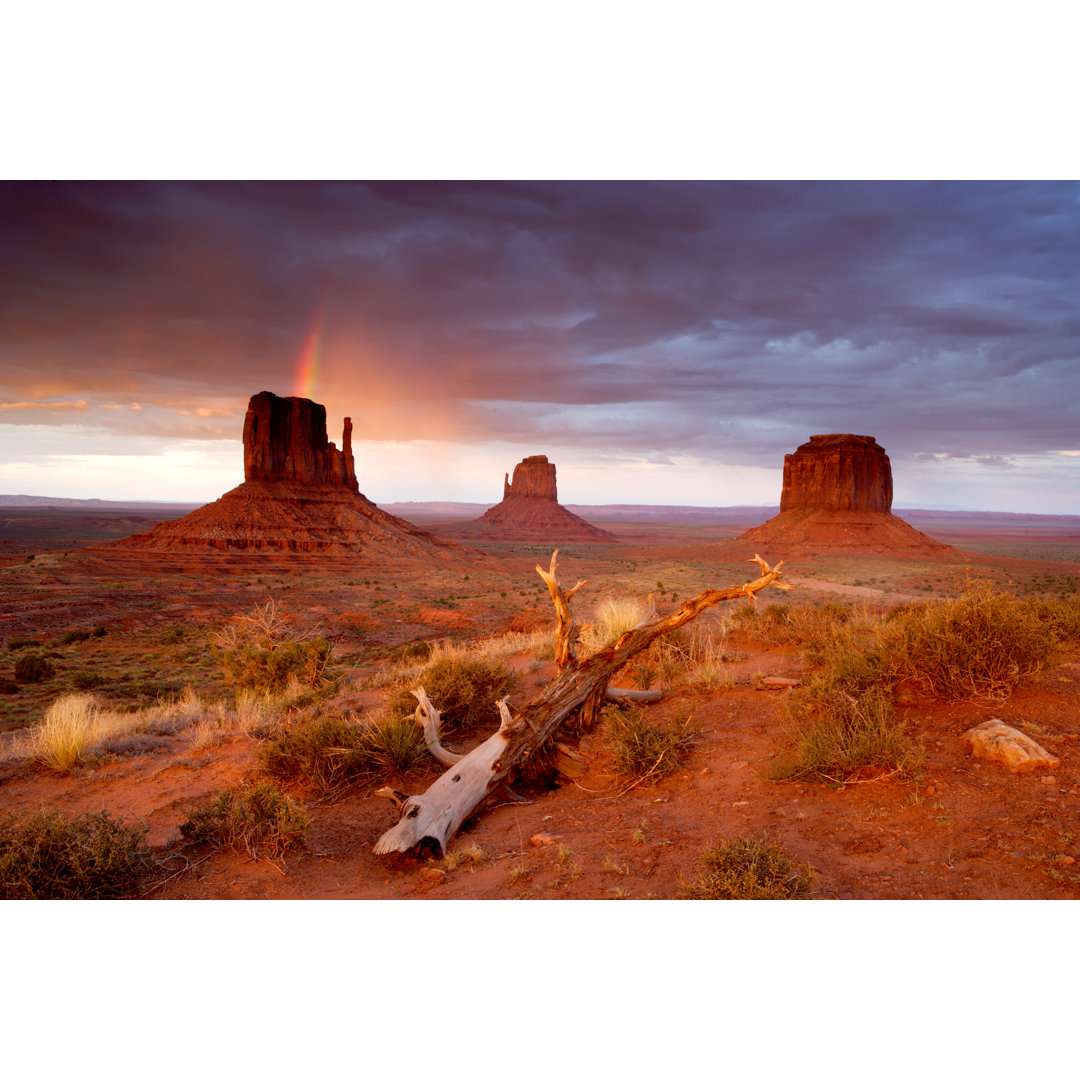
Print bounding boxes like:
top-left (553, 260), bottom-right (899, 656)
top-left (2, 497), bottom-right (1078, 901)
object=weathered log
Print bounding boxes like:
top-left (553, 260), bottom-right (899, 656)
top-left (374, 552), bottom-right (791, 857)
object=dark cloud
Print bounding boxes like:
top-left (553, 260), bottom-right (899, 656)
top-left (1, 180), bottom-right (1078, 479)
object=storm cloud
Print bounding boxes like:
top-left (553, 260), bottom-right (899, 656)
top-left (1, 181), bottom-right (1077, 506)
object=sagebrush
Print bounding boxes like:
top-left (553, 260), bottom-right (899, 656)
top-left (179, 782), bottom-right (309, 860)
top-left (0, 809), bottom-right (153, 899)
top-left (258, 711), bottom-right (427, 789)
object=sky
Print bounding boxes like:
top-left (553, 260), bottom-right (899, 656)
top-left (1, 180), bottom-right (1078, 512)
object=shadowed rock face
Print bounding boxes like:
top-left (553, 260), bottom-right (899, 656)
top-left (736, 434), bottom-right (948, 555)
top-left (503, 455), bottom-right (557, 501)
top-left (244, 391), bottom-right (358, 491)
top-left (780, 434), bottom-right (892, 513)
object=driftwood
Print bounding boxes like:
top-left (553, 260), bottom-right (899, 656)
top-left (374, 551), bottom-right (792, 857)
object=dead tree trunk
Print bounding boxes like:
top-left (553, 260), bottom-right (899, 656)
top-left (374, 551), bottom-right (791, 857)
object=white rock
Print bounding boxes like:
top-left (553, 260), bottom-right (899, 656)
top-left (960, 719), bottom-right (1060, 774)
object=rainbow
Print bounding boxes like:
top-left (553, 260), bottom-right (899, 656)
top-left (293, 298), bottom-right (330, 399)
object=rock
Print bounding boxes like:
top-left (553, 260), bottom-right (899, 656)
top-left (530, 832), bottom-right (560, 846)
top-left (735, 434), bottom-right (950, 555)
top-left (420, 867), bottom-right (447, 885)
top-left (108, 391), bottom-right (459, 558)
top-left (244, 391), bottom-right (358, 490)
top-left (960, 719), bottom-right (1061, 773)
top-left (760, 676), bottom-right (800, 689)
top-left (504, 455), bottom-right (558, 500)
top-left (439, 454), bottom-right (615, 542)
top-left (781, 434), bottom-right (891, 513)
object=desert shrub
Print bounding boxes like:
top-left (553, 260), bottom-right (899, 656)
top-left (14, 651), bottom-right (55, 683)
top-left (0, 809), bottom-right (153, 899)
top-left (1035, 593), bottom-right (1080, 641)
top-left (684, 835), bottom-right (815, 900)
top-left (7, 637), bottom-right (42, 652)
top-left (774, 681), bottom-right (922, 785)
top-left (385, 652), bottom-right (518, 733)
top-left (62, 629), bottom-right (93, 645)
top-left (603, 704), bottom-right (698, 780)
top-left (213, 599), bottom-right (336, 694)
top-left (179, 782), bottom-right (309, 860)
top-left (258, 712), bottom-right (426, 789)
top-left (0, 678), bottom-right (19, 695)
top-left (883, 582), bottom-right (1061, 702)
top-left (70, 670), bottom-right (106, 690)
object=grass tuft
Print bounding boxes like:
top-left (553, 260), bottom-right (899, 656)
top-left (684, 835), bottom-right (815, 899)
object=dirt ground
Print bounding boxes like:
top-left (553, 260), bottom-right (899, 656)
top-left (1, 512), bottom-right (1078, 900)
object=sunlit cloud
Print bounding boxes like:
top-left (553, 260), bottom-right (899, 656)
top-left (0, 399), bottom-right (89, 412)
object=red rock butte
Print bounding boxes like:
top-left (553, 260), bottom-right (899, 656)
top-left (736, 434), bottom-right (950, 554)
top-left (112, 391), bottom-right (457, 557)
top-left (441, 455), bottom-right (614, 542)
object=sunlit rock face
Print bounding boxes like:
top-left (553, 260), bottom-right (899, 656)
top-left (243, 391), bottom-right (358, 491)
top-left (780, 434), bottom-right (893, 514)
top-left (736, 434), bottom-right (949, 555)
top-left (109, 392), bottom-right (457, 558)
top-left (503, 455), bottom-right (558, 501)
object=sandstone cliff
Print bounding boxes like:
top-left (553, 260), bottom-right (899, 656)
top-left (737, 434), bottom-right (949, 554)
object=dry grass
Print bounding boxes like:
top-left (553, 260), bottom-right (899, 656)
top-left (603, 704), bottom-right (699, 781)
top-left (23, 688), bottom-right (208, 771)
top-left (579, 596), bottom-right (650, 657)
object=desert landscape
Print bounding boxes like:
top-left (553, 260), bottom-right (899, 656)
top-left (2, 398), bottom-right (1077, 901)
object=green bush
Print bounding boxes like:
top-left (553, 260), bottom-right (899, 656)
top-left (213, 600), bottom-right (336, 694)
top-left (179, 782), bottom-right (309, 860)
top-left (14, 651), bottom-right (55, 683)
top-left (258, 712), bottom-right (427, 789)
top-left (684, 835), bottom-right (815, 899)
top-left (0, 809), bottom-right (153, 899)
top-left (62, 629), bottom-right (93, 645)
top-left (385, 653), bottom-right (518, 733)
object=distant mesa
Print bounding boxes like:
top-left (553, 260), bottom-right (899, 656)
top-left (440, 455), bottom-right (615, 542)
top-left (112, 391), bottom-right (457, 558)
top-left (736, 434), bottom-right (950, 554)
